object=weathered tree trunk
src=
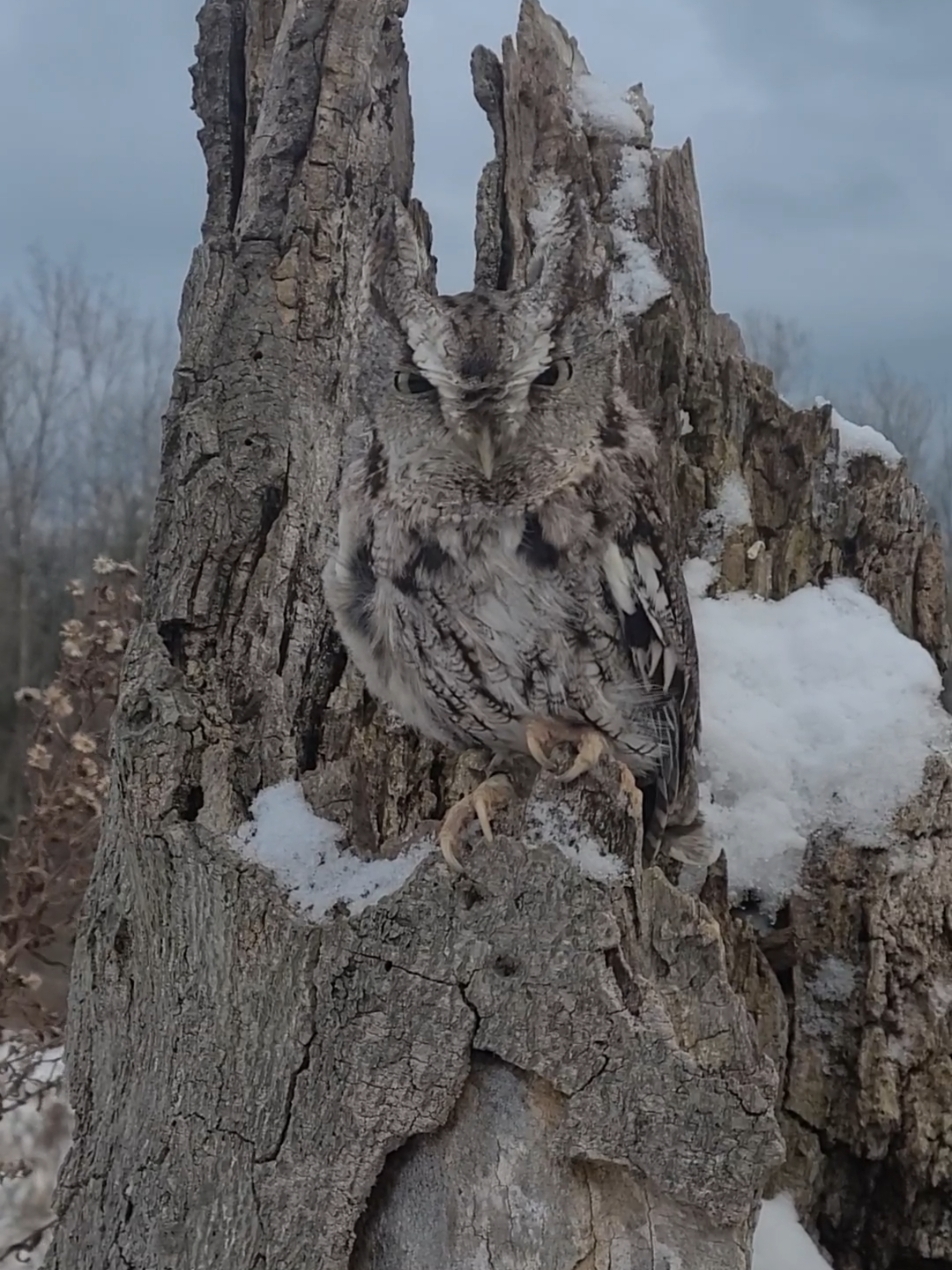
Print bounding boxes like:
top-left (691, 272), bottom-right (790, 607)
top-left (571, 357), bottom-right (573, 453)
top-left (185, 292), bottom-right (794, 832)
top-left (46, 2), bottom-right (951, 1268)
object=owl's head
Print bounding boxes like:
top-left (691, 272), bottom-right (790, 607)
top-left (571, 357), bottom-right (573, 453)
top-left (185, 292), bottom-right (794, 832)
top-left (360, 195), bottom-right (616, 479)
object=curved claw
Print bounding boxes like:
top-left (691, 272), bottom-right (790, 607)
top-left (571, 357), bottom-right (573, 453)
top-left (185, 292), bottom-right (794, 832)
top-left (525, 720), bottom-right (556, 771)
top-left (555, 730), bottom-right (610, 784)
top-left (617, 765), bottom-right (643, 821)
top-left (437, 774), bottom-right (514, 873)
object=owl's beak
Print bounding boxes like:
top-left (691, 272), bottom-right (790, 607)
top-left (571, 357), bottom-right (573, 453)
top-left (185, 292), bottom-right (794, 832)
top-left (476, 428), bottom-right (495, 479)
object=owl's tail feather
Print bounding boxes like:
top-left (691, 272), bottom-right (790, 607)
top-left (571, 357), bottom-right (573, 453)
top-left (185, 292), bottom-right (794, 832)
top-left (641, 759), bottom-right (718, 868)
top-left (664, 815), bottom-right (718, 867)
top-left (641, 780), bottom-right (668, 864)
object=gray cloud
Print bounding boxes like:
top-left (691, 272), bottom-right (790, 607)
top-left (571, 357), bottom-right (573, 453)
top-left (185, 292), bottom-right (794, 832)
top-left (1, 0), bottom-right (948, 395)
top-left (0, 0), bottom-right (204, 317)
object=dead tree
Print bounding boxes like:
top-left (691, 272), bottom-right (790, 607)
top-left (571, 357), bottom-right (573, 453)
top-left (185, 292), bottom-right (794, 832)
top-left (46, 2), bottom-right (952, 1268)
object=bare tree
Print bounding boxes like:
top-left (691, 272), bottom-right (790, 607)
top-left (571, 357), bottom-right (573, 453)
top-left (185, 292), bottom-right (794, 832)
top-left (740, 309), bottom-right (811, 402)
top-left (0, 256), bottom-right (171, 838)
top-left (848, 360), bottom-right (935, 466)
top-left (840, 360), bottom-right (952, 555)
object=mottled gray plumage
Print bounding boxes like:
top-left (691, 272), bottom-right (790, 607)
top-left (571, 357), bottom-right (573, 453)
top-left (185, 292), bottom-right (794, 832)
top-left (323, 196), bottom-right (705, 866)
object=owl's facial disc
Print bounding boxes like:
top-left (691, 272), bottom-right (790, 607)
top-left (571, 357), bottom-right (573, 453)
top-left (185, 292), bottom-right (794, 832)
top-left (394, 289), bottom-right (576, 478)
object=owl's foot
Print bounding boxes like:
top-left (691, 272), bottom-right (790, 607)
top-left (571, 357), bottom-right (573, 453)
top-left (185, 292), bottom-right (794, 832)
top-left (555, 728), bottom-right (610, 783)
top-left (438, 773), bottom-right (515, 873)
top-left (556, 729), bottom-right (644, 823)
top-left (524, 719), bottom-right (557, 770)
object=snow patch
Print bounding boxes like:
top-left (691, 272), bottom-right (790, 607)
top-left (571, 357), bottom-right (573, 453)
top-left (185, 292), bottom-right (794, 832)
top-left (929, 979), bottom-right (952, 1017)
top-left (1, 1043), bottom-right (70, 1268)
top-left (692, 469), bottom-right (754, 566)
top-left (572, 69), bottom-right (669, 319)
top-left (610, 141), bottom-right (668, 317)
top-left (609, 231), bottom-right (670, 318)
top-left (815, 397), bottom-right (902, 468)
top-left (716, 472), bottom-right (753, 530)
top-left (683, 557), bottom-right (718, 600)
top-left (573, 73), bottom-right (646, 139)
top-left (752, 1195), bottom-right (832, 1270)
top-left (799, 956), bottom-right (858, 1038)
top-left (833, 409), bottom-right (901, 467)
top-left (525, 797), bottom-right (626, 882)
top-left (811, 956), bottom-right (857, 1003)
top-left (689, 573), bottom-right (948, 910)
top-left (613, 147), bottom-right (652, 213)
top-left (233, 781), bottom-right (431, 920)
top-left (527, 183), bottom-right (569, 243)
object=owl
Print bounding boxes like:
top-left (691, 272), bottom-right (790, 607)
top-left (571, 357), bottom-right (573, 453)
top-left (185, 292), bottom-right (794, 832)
top-left (323, 195), bottom-right (708, 873)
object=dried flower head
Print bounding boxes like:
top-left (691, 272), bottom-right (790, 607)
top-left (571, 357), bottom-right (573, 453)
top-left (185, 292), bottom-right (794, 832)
top-left (43, 684), bottom-right (73, 718)
top-left (75, 787), bottom-right (102, 816)
top-left (14, 687), bottom-right (43, 704)
top-left (3, 551), bottom-right (144, 1042)
top-left (26, 744), bottom-right (53, 771)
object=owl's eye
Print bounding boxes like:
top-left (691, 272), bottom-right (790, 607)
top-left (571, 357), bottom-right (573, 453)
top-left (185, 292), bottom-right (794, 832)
top-left (394, 370), bottom-right (435, 396)
top-left (533, 358), bottom-right (573, 389)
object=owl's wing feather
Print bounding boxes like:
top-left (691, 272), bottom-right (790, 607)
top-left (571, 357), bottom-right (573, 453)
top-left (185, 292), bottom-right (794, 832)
top-left (598, 497), bottom-right (701, 857)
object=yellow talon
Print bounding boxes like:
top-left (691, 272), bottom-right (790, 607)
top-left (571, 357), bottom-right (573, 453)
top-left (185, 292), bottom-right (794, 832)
top-left (525, 720), bottom-right (556, 770)
top-left (618, 765), bottom-right (643, 821)
top-left (437, 773), bottom-right (514, 872)
top-left (556, 729), bottom-right (611, 784)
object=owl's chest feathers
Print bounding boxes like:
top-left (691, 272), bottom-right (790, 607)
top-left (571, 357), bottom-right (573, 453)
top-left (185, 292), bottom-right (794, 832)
top-left (370, 444), bottom-right (615, 600)
top-left (341, 452), bottom-right (632, 743)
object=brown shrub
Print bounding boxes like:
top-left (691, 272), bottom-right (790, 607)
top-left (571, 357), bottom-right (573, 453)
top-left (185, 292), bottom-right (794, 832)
top-left (0, 559), bottom-right (140, 1042)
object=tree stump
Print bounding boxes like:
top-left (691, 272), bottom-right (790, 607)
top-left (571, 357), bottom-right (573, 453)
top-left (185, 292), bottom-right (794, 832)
top-left (45, 2), bottom-right (951, 1268)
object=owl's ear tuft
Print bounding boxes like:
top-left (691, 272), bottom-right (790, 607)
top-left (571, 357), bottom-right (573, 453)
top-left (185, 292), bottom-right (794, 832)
top-left (524, 184), bottom-right (604, 307)
top-left (365, 197), bottom-right (438, 326)
top-left (525, 186), bottom-right (576, 291)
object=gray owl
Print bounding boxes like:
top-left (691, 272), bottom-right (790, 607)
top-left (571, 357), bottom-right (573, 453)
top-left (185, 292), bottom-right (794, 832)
top-left (323, 196), bottom-right (707, 872)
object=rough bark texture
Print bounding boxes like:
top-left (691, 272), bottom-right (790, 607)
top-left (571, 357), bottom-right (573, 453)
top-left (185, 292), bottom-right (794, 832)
top-left (47, 1), bottom-right (951, 1268)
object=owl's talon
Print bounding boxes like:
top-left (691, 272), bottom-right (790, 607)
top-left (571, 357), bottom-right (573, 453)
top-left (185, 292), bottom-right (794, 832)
top-left (618, 765), bottom-right (643, 821)
top-left (474, 795), bottom-right (495, 844)
top-left (524, 721), bottom-right (556, 771)
top-left (555, 729), bottom-right (611, 784)
top-left (438, 773), bottom-right (514, 872)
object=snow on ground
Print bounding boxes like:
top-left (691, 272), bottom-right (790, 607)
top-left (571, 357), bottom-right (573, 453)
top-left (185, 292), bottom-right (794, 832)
top-left (752, 1195), bottom-right (832, 1270)
top-left (686, 565), bottom-right (949, 909)
top-left (0, 1044), bottom-right (70, 1268)
top-left (571, 70), bottom-right (669, 318)
top-left (815, 397), bottom-right (902, 468)
top-left (233, 782), bottom-right (431, 920)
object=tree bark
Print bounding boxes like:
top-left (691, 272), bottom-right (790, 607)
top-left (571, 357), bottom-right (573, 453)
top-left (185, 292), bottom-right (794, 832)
top-left (47, 2), bottom-right (951, 1268)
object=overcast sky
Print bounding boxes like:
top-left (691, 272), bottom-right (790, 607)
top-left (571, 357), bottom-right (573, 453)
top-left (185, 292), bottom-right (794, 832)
top-left (1, 0), bottom-right (949, 398)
